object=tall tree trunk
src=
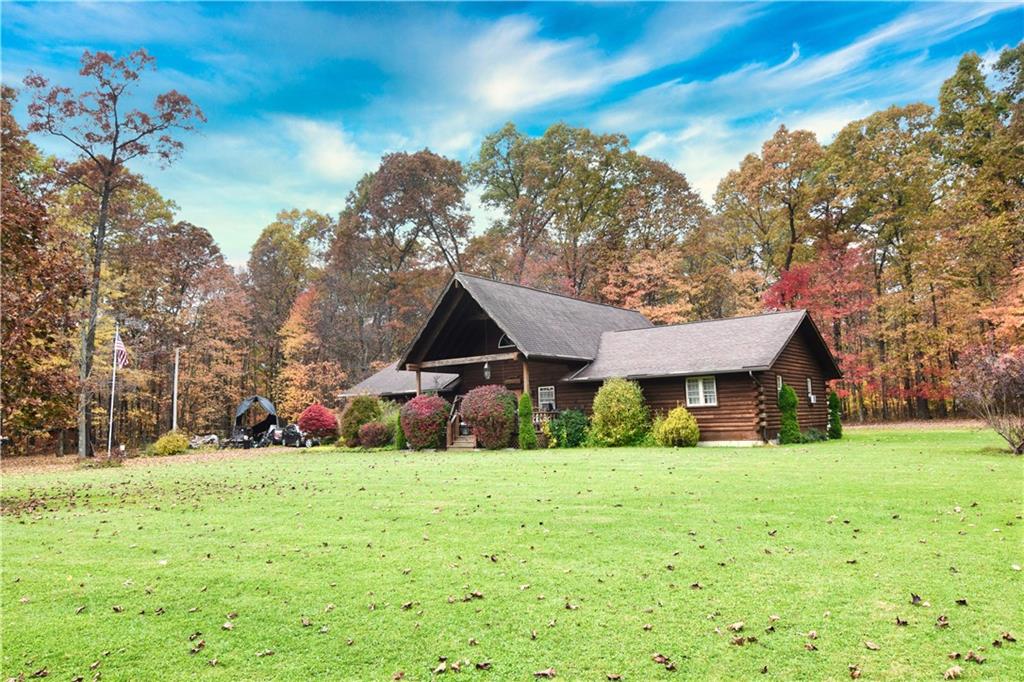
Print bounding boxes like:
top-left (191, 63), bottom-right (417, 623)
top-left (77, 180), bottom-right (112, 458)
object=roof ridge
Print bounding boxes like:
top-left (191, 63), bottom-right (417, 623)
top-left (455, 272), bottom-right (652, 319)
top-left (605, 308), bottom-right (807, 335)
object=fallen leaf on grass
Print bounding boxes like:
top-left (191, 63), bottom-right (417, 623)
top-left (805, 643), bottom-right (818, 651)
top-left (475, 662), bottom-right (492, 671)
top-left (392, 672), bottom-right (404, 681)
top-left (30, 668), bottom-right (48, 678)
top-left (256, 649), bottom-right (274, 657)
top-left (955, 599), bottom-right (968, 606)
top-left (75, 605), bottom-right (86, 614)
top-left (606, 675), bottom-right (622, 681)
top-left (965, 651), bottom-right (985, 664)
top-left (728, 622), bottom-right (744, 632)
top-left (534, 667), bottom-right (556, 678)
top-left (208, 659), bottom-right (218, 667)
top-left (1002, 631), bottom-right (1017, 642)
top-left (936, 615), bottom-right (950, 628)
top-left (222, 622), bottom-right (233, 631)
top-left (944, 665), bottom-right (963, 679)
top-left (849, 664), bottom-right (862, 679)
top-left (895, 616), bottom-right (908, 626)
top-left (111, 605), bottom-right (123, 613)
top-left (301, 617), bottom-right (312, 627)
top-left (189, 640), bottom-right (205, 654)
top-left (865, 641), bottom-right (880, 651)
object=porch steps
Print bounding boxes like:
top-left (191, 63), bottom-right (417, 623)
top-left (449, 434), bottom-right (477, 450)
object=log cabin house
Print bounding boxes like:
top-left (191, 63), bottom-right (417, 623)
top-left (343, 273), bottom-right (842, 447)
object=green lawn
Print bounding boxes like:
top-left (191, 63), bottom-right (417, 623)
top-left (2, 427), bottom-right (1022, 681)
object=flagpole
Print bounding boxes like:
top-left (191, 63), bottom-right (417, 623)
top-left (107, 321), bottom-right (118, 456)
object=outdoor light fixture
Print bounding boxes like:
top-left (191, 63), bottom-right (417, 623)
top-left (483, 361), bottom-right (491, 380)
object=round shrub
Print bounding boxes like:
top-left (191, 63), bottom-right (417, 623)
top-left (544, 409), bottom-right (589, 448)
top-left (340, 395), bottom-right (382, 447)
top-left (654, 406), bottom-right (700, 447)
top-left (590, 378), bottom-right (650, 447)
top-left (778, 383), bottom-right (802, 444)
top-left (461, 384), bottom-right (518, 449)
top-left (518, 393), bottom-right (538, 450)
top-left (358, 421), bottom-right (393, 448)
top-left (297, 403), bottom-right (339, 439)
top-left (827, 391), bottom-right (843, 439)
top-left (148, 430), bottom-right (189, 457)
top-left (400, 394), bottom-right (451, 450)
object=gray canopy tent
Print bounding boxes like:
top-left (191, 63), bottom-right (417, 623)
top-left (226, 395), bottom-right (279, 447)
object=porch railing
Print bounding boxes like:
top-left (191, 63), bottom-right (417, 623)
top-left (446, 395), bottom-right (463, 448)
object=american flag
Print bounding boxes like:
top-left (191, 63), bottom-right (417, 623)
top-left (114, 330), bottom-right (129, 368)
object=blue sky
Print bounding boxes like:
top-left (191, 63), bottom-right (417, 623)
top-left (3, 1), bottom-right (1021, 264)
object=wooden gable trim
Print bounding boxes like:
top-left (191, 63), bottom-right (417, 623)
top-left (765, 311), bottom-right (842, 380)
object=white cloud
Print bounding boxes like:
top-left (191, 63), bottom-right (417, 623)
top-left (282, 117), bottom-right (376, 183)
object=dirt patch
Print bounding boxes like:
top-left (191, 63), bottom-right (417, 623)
top-left (1, 445), bottom-right (302, 477)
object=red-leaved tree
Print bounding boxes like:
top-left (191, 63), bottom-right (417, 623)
top-left (297, 403), bottom-right (339, 440)
top-left (24, 49), bottom-right (205, 457)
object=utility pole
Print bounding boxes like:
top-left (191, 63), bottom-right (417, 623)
top-left (172, 347), bottom-right (181, 431)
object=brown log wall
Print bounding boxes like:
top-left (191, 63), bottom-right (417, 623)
top-left (761, 330), bottom-right (830, 439)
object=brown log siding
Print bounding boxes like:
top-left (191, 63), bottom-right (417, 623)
top-left (761, 329), bottom-right (830, 439)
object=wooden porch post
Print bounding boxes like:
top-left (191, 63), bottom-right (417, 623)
top-left (522, 359), bottom-right (530, 398)
top-left (415, 369), bottom-right (422, 396)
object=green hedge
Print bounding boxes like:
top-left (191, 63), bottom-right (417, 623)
top-left (654, 406), bottom-right (700, 447)
top-left (778, 383), bottom-right (801, 444)
top-left (518, 393), bottom-right (537, 450)
top-left (589, 378), bottom-right (650, 447)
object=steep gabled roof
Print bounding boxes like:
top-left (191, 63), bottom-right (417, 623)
top-left (340, 362), bottom-right (459, 398)
top-left (401, 273), bottom-right (653, 365)
top-left (569, 309), bottom-right (841, 381)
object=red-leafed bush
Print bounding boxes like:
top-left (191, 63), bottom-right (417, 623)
top-left (461, 384), bottom-right (518, 449)
top-left (400, 394), bottom-right (451, 450)
top-left (358, 421), bottom-right (393, 448)
top-left (297, 403), bottom-right (339, 439)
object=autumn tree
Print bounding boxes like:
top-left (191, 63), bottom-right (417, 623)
top-left (23, 49), bottom-right (204, 456)
top-left (0, 87), bottom-right (86, 452)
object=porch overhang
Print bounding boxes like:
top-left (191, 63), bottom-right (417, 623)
top-left (406, 352), bottom-right (519, 371)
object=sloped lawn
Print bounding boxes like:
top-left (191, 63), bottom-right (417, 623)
top-left (2, 427), bottom-right (1021, 680)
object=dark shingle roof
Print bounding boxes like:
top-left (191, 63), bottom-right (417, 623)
top-left (570, 310), bottom-right (820, 381)
top-left (453, 273), bottom-right (652, 360)
top-left (341, 362), bottom-right (459, 397)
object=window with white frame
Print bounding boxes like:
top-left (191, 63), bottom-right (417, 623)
top-left (537, 386), bottom-right (556, 411)
top-left (806, 377), bottom-right (816, 403)
top-left (497, 333), bottom-right (515, 349)
top-left (685, 376), bottom-right (717, 407)
top-left (776, 374), bottom-right (783, 394)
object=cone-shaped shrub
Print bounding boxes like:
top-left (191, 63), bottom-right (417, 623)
top-left (590, 378), bottom-right (650, 446)
top-left (400, 394), bottom-right (451, 450)
top-left (462, 384), bottom-right (518, 449)
top-left (654, 406), bottom-right (700, 447)
top-left (827, 391), bottom-right (843, 439)
top-left (778, 383), bottom-right (802, 444)
top-left (518, 393), bottom-right (537, 450)
top-left (297, 403), bottom-right (339, 439)
top-left (340, 395), bottom-right (381, 446)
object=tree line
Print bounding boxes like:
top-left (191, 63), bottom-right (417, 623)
top-left (2, 44), bottom-right (1021, 455)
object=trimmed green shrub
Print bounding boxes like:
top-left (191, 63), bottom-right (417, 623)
top-left (518, 393), bottom-right (538, 450)
top-left (461, 384), bottom-right (518, 449)
top-left (148, 430), bottom-right (189, 457)
top-left (827, 391), bottom-right (843, 439)
top-left (392, 409), bottom-right (406, 450)
top-left (802, 427), bottom-right (829, 443)
top-left (297, 403), bottom-right (339, 439)
top-left (542, 410), bottom-right (589, 448)
top-left (340, 395), bottom-right (381, 447)
top-left (400, 394), bottom-right (451, 450)
top-left (778, 383), bottom-right (802, 444)
top-left (654, 406), bottom-right (700, 447)
top-left (358, 421), bottom-right (393, 448)
top-left (590, 378), bottom-right (650, 447)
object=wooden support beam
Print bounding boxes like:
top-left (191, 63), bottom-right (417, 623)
top-left (522, 359), bottom-right (530, 397)
top-left (418, 352), bottom-right (519, 369)
top-left (415, 369), bottom-right (422, 396)
top-left (410, 288), bottom-right (464, 364)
